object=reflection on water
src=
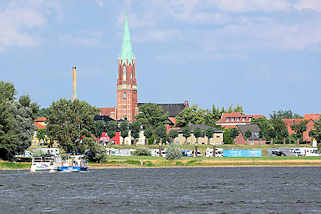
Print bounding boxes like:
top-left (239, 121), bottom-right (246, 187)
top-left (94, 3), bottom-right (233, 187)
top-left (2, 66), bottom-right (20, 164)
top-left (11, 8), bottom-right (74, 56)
top-left (1, 167), bottom-right (321, 214)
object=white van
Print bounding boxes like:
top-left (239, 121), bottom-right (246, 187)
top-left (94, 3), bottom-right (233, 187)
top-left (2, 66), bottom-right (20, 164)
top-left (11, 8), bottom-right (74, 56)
top-left (205, 148), bottom-right (223, 157)
top-left (291, 148), bottom-right (320, 156)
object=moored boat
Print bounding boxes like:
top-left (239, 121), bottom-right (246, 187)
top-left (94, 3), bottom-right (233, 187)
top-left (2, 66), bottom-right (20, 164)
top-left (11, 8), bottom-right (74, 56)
top-left (30, 155), bottom-right (61, 173)
top-left (57, 155), bottom-right (88, 172)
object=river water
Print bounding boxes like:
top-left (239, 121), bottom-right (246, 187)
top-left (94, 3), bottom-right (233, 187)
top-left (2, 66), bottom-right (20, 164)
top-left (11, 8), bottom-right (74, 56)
top-left (1, 167), bottom-right (321, 214)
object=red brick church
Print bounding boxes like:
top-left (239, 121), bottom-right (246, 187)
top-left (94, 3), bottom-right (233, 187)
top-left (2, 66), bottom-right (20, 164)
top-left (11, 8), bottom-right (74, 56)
top-left (100, 16), bottom-right (187, 123)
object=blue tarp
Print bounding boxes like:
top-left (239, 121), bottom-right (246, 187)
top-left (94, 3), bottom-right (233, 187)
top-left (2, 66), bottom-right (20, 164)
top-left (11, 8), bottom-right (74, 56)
top-left (223, 149), bottom-right (262, 157)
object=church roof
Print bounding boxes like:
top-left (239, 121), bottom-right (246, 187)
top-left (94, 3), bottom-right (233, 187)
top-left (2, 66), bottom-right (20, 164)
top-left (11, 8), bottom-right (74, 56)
top-left (138, 103), bottom-right (187, 117)
top-left (120, 15), bottom-right (135, 61)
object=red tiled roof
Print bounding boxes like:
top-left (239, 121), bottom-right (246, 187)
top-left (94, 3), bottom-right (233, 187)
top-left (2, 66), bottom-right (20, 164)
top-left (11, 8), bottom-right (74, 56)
top-left (100, 107), bottom-right (116, 117)
top-left (34, 117), bottom-right (46, 130)
top-left (221, 112), bottom-right (243, 117)
top-left (304, 114), bottom-right (320, 121)
top-left (34, 122), bottom-right (46, 130)
top-left (216, 112), bottom-right (263, 125)
top-left (35, 117), bottom-right (46, 122)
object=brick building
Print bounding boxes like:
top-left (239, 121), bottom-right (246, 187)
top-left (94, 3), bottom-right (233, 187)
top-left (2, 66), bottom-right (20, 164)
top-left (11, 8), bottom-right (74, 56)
top-left (99, 16), bottom-right (187, 125)
top-left (99, 16), bottom-right (138, 122)
top-left (216, 112), bottom-right (264, 128)
top-left (282, 114), bottom-right (320, 143)
top-left (234, 124), bottom-right (266, 145)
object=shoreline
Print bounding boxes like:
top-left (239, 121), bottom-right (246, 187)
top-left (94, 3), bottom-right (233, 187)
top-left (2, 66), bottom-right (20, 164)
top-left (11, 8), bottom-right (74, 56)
top-left (2, 159), bottom-right (321, 170)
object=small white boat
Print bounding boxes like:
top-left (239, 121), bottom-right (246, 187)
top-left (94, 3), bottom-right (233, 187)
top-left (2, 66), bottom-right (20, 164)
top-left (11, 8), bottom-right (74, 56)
top-left (30, 155), bottom-right (61, 173)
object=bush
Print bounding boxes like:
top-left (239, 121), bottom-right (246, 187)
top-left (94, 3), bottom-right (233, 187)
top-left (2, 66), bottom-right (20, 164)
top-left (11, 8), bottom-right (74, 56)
top-left (85, 139), bottom-right (107, 163)
top-left (166, 143), bottom-right (183, 160)
top-left (132, 149), bottom-right (151, 156)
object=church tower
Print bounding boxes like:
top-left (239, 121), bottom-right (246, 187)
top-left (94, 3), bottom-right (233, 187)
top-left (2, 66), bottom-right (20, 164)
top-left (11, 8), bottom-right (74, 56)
top-left (116, 16), bottom-right (138, 122)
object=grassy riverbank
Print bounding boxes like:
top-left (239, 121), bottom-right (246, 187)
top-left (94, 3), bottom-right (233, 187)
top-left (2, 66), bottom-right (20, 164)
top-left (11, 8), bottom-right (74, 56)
top-left (0, 161), bottom-right (31, 170)
top-left (1, 156), bottom-right (321, 170)
top-left (89, 156), bottom-right (321, 168)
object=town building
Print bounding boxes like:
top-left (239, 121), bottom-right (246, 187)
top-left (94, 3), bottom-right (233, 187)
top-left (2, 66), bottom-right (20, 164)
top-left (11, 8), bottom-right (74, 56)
top-left (216, 112), bottom-right (264, 128)
top-left (282, 114), bottom-right (320, 143)
top-left (175, 124), bottom-right (224, 145)
top-left (138, 102), bottom-right (189, 132)
top-left (234, 124), bottom-right (266, 145)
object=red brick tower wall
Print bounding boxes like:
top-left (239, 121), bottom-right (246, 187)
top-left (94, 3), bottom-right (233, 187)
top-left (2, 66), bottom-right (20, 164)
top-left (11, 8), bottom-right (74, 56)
top-left (116, 59), bottom-right (138, 122)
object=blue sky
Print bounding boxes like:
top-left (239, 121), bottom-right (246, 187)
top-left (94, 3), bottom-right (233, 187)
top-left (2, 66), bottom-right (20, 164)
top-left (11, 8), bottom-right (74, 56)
top-left (1, 0), bottom-right (321, 116)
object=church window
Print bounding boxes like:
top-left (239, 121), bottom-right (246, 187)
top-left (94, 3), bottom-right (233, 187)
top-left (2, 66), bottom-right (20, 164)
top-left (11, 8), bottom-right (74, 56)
top-left (123, 92), bottom-right (127, 100)
top-left (122, 66), bottom-right (126, 81)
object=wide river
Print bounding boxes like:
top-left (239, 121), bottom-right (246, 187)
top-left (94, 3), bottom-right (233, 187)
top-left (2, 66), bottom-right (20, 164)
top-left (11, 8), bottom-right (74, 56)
top-left (1, 167), bottom-right (321, 214)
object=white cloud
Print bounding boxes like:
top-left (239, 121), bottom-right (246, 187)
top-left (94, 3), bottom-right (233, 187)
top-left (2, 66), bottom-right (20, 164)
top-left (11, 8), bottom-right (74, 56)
top-left (95, 0), bottom-right (104, 8)
top-left (0, 0), bottom-right (60, 51)
top-left (134, 29), bottom-right (182, 43)
top-left (117, 0), bottom-right (321, 57)
top-left (59, 32), bottom-right (104, 47)
top-left (208, 0), bottom-right (292, 12)
top-left (295, 0), bottom-right (321, 12)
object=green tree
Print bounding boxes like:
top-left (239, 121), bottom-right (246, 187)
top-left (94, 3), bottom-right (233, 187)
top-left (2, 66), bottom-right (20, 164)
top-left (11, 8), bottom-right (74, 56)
top-left (182, 126), bottom-right (191, 144)
top-left (270, 110), bottom-right (302, 120)
top-left (223, 128), bottom-right (234, 144)
top-left (166, 143), bottom-right (182, 160)
top-left (119, 120), bottom-right (129, 143)
top-left (291, 121), bottom-right (307, 145)
top-left (106, 121), bottom-right (117, 144)
top-left (36, 107), bottom-right (50, 118)
top-left (280, 129), bottom-right (289, 144)
top-left (46, 98), bottom-right (98, 153)
top-left (156, 125), bottom-right (167, 145)
top-left (176, 105), bottom-right (205, 127)
top-left (85, 137), bottom-right (107, 163)
top-left (193, 127), bottom-right (204, 144)
top-left (271, 118), bottom-right (288, 144)
top-left (0, 82), bottom-right (38, 160)
top-left (37, 129), bottom-right (47, 145)
top-left (245, 130), bottom-right (252, 144)
top-left (230, 128), bottom-right (240, 139)
top-left (93, 120), bottom-right (106, 138)
top-left (19, 95), bottom-right (39, 120)
top-left (168, 129), bottom-right (179, 143)
top-left (131, 121), bottom-right (141, 145)
top-left (252, 117), bottom-right (272, 140)
top-left (205, 127), bottom-right (215, 144)
top-left (135, 104), bottom-right (169, 129)
top-left (267, 127), bottom-right (276, 144)
top-left (233, 105), bottom-right (244, 113)
top-left (309, 119), bottom-right (321, 143)
top-left (143, 127), bottom-right (153, 144)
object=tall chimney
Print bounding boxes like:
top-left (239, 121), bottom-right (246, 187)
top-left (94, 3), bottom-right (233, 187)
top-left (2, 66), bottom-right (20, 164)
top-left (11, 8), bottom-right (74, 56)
top-left (73, 66), bottom-right (77, 101)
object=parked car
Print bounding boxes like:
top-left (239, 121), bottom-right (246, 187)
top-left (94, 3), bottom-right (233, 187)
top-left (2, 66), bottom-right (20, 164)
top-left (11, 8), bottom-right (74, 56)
top-left (271, 149), bottom-right (287, 156)
top-left (181, 150), bottom-right (193, 157)
top-left (291, 148), bottom-right (320, 156)
top-left (205, 148), bottom-right (223, 157)
top-left (150, 149), bottom-right (166, 157)
top-left (192, 151), bottom-right (203, 157)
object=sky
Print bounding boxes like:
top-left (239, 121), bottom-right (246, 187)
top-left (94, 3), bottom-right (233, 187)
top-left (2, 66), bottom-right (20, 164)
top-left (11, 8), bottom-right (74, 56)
top-left (0, 0), bottom-right (321, 117)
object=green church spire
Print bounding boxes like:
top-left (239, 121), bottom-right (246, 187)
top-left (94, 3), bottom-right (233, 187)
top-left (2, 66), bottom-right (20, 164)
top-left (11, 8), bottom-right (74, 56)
top-left (120, 15), bottom-right (135, 61)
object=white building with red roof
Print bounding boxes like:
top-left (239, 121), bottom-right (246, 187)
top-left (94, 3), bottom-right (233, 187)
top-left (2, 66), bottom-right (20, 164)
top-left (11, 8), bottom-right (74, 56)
top-left (216, 112), bottom-right (264, 128)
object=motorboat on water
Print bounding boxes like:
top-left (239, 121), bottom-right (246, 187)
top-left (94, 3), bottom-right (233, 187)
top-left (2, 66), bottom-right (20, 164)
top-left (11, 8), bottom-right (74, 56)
top-left (57, 155), bottom-right (88, 172)
top-left (30, 155), bottom-right (61, 173)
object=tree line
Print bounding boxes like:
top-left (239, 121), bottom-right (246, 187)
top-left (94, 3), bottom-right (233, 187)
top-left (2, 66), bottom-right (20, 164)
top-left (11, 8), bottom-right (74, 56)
top-left (2, 80), bottom-right (321, 160)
